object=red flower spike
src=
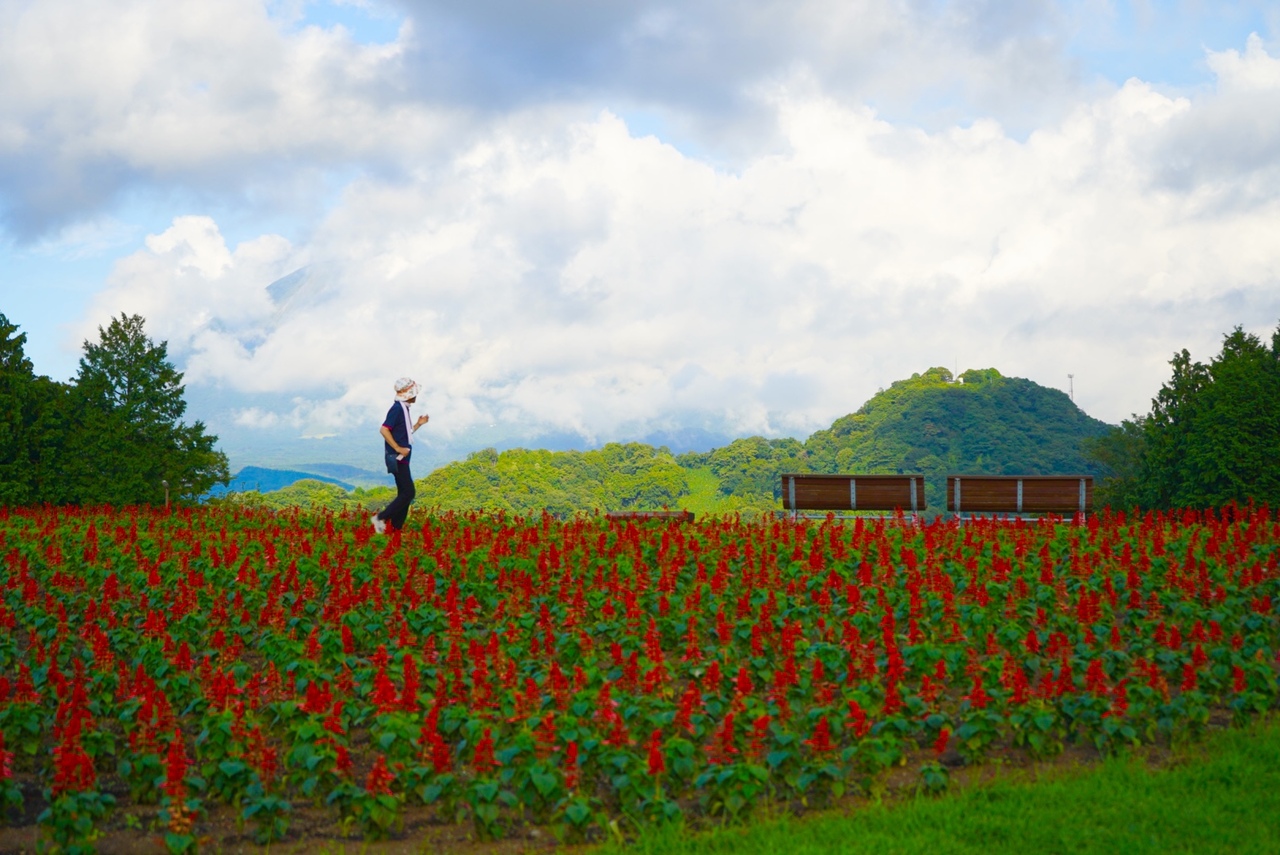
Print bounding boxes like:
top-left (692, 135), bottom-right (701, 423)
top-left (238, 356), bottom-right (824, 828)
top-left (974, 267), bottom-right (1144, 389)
top-left (564, 741), bottom-right (580, 791)
top-left (163, 732), bottom-right (190, 804)
top-left (334, 744), bottom-right (354, 777)
top-left (805, 716), bottom-right (835, 753)
top-left (366, 755), bottom-right (395, 796)
top-left (933, 727), bottom-right (951, 756)
top-left (0, 732), bottom-right (12, 781)
top-left (646, 729), bottom-right (666, 776)
top-left (1232, 666), bottom-right (1247, 694)
top-left (472, 728), bottom-right (498, 775)
top-left (846, 700), bottom-right (870, 738)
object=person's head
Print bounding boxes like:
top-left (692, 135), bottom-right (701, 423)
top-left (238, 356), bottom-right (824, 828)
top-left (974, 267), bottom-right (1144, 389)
top-left (394, 377), bottom-right (420, 403)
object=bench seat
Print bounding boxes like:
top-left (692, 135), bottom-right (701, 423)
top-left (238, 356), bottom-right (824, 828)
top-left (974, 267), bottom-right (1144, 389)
top-left (780, 473), bottom-right (926, 514)
top-left (946, 475), bottom-right (1092, 515)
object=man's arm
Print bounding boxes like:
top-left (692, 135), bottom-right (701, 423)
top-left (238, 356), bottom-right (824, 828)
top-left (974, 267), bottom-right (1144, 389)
top-left (380, 424), bottom-right (409, 456)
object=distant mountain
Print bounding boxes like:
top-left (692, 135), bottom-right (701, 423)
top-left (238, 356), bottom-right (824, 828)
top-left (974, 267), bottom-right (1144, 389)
top-left (209, 466), bottom-right (354, 496)
top-left (294, 463), bottom-right (386, 488)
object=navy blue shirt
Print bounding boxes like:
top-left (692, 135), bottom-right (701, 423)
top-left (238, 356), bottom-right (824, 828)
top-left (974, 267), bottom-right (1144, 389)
top-left (383, 402), bottom-right (411, 464)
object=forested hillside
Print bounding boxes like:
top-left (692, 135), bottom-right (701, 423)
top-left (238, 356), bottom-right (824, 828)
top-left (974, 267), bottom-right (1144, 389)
top-left (400, 367), bottom-right (1111, 515)
top-left (417, 443), bottom-right (687, 515)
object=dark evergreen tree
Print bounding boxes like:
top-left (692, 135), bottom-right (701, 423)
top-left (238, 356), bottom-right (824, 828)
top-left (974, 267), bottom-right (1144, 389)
top-left (1091, 324), bottom-right (1280, 511)
top-left (0, 314), bottom-right (69, 505)
top-left (1082, 417), bottom-right (1146, 510)
top-left (61, 314), bottom-right (228, 505)
top-left (0, 314), bottom-right (40, 504)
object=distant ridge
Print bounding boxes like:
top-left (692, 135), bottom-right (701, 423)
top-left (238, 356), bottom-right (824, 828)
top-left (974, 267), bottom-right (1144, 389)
top-left (294, 463), bottom-right (386, 487)
top-left (210, 466), bottom-right (355, 496)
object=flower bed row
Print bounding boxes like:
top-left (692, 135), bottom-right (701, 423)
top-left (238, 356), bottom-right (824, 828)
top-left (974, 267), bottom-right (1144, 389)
top-left (0, 503), bottom-right (1277, 850)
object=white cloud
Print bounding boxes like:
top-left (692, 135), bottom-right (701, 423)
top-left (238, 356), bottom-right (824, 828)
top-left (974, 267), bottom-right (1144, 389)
top-left (1207, 33), bottom-right (1280, 92)
top-left (81, 35), bottom-right (1280, 466)
top-left (0, 0), bottom-right (458, 235)
top-left (2, 2), bottom-right (1269, 467)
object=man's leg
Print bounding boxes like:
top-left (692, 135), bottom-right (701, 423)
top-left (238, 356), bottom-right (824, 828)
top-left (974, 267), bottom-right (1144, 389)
top-left (384, 462), bottom-right (416, 530)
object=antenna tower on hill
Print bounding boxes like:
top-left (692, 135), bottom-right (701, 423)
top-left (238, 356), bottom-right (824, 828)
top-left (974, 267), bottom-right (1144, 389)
top-left (1068, 374), bottom-right (1074, 403)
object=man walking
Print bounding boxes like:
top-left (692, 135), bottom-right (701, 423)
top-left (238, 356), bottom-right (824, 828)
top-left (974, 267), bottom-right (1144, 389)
top-left (372, 377), bottom-right (429, 532)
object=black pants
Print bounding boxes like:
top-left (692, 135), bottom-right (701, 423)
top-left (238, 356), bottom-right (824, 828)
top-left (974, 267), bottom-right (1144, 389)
top-left (378, 461), bottom-right (416, 530)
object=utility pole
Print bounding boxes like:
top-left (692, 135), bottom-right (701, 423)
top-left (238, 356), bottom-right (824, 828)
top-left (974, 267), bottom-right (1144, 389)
top-left (1068, 374), bottom-right (1074, 403)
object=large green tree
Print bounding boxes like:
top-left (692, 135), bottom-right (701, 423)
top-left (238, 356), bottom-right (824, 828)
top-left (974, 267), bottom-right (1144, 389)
top-left (58, 314), bottom-right (229, 505)
top-left (1090, 324), bottom-right (1280, 510)
top-left (0, 314), bottom-right (68, 504)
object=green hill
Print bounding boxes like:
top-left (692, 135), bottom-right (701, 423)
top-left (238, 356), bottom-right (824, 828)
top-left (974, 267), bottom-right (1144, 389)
top-left (413, 367), bottom-right (1111, 515)
top-left (418, 443), bottom-right (687, 515)
top-left (680, 367), bottom-right (1111, 513)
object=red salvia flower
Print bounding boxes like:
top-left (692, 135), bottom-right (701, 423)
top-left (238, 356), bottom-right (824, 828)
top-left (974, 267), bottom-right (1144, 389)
top-left (933, 727), bottom-right (951, 756)
top-left (0, 732), bottom-right (13, 781)
top-left (472, 728), bottom-right (498, 776)
top-left (646, 729), bottom-right (666, 776)
top-left (708, 713), bottom-right (738, 764)
top-left (965, 673), bottom-right (990, 709)
top-left (804, 716), bottom-right (835, 753)
top-left (1105, 680), bottom-right (1129, 718)
top-left (846, 700), bottom-right (870, 738)
top-left (334, 744), bottom-right (354, 777)
top-left (748, 714), bottom-right (772, 759)
top-left (564, 741), bottom-right (580, 791)
top-left (400, 652), bottom-right (420, 711)
top-left (163, 732), bottom-right (190, 804)
top-left (366, 755), bottom-right (395, 795)
top-left (50, 719), bottom-right (95, 797)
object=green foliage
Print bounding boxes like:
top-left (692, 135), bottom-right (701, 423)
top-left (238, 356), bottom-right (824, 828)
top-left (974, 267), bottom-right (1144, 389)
top-left (1089, 324), bottom-right (1280, 511)
top-left (0, 314), bottom-right (65, 505)
top-left (419, 442), bottom-right (689, 514)
top-left (215, 480), bottom-right (395, 513)
top-left (0, 313), bottom-right (229, 507)
top-left (1084, 418), bottom-right (1147, 510)
top-left (679, 437), bottom-right (807, 505)
top-left (38, 789), bottom-right (116, 854)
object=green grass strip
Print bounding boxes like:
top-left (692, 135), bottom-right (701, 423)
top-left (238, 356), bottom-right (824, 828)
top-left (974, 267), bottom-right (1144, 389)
top-left (602, 719), bottom-right (1280, 855)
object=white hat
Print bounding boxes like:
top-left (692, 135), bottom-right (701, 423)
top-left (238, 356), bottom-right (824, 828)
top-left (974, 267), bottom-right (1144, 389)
top-left (394, 377), bottom-right (420, 400)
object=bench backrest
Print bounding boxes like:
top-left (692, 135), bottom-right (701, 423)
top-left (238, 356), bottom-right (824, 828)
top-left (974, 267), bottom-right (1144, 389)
top-left (780, 474), bottom-right (926, 513)
top-left (946, 475), bottom-right (1092, 515)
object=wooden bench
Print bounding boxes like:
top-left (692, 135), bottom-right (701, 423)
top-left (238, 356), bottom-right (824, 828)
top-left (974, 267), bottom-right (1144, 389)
top-left (605, 510), bottom-right (695, 523)
top-left (780, 473), bottom-right (926, 518)
top-left (946, 475), bottom-right (1092, 517)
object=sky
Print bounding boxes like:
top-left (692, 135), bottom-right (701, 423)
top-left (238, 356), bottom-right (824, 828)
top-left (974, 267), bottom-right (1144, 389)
top-left (2, 0), bottom-right (1279, 474)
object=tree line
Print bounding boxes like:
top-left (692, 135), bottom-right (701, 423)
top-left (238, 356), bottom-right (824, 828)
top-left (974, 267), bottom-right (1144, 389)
top-left (0, 313), bottom-right (228, 505)
top-left (1088, 324), bottom-right (1280, 511)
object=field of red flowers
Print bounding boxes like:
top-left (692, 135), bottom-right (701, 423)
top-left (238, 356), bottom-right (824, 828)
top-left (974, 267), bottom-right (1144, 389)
top-left (1, 504), bottom-right (1277, 851)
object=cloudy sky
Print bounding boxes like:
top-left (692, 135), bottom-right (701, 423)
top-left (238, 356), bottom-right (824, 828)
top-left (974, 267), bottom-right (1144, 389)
top-left (3, 0), bottom-right (1279, 473)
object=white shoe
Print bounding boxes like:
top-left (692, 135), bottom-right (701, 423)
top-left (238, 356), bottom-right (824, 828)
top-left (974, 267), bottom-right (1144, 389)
top-left (370, 514), bottom-right (386, 534)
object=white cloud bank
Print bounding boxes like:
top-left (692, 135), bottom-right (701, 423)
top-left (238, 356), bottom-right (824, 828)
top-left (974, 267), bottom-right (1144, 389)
top-left (80, 33), bottom-right (1280, 464)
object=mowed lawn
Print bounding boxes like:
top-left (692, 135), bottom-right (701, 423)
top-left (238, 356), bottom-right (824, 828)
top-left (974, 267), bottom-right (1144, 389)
top-left (601, 716), bottom-right (1280, 855)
